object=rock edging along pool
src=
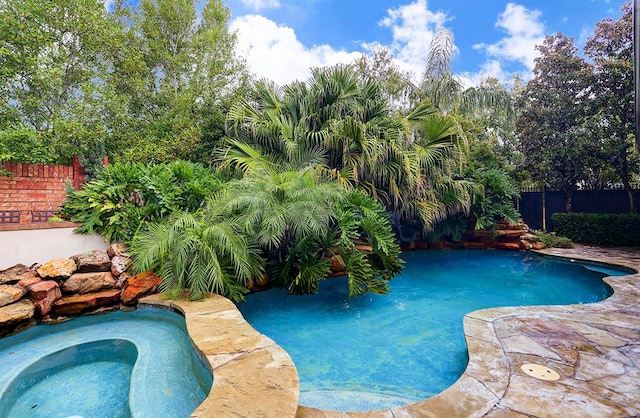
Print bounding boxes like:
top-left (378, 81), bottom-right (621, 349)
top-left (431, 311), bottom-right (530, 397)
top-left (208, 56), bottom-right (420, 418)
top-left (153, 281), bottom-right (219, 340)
top-left (237, 250), bottom-right (628, 412)
top-left (0, 307), bottom-right (213, 418)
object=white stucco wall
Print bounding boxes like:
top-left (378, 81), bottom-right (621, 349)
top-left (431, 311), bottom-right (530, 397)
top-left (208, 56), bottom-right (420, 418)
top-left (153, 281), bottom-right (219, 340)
top-left (0, 227), bottom-right (108, 269)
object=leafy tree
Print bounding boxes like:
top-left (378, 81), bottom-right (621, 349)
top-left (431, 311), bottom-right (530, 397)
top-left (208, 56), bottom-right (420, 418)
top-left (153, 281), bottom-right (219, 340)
top-left (0, 0), bottom-right (116, 163)
top-left (584, 1), bottom-right (639, 212)
top-left (470, 168), bottom-right (521, 229)
top-left (59, 160), bottom-right (224, 242)
top-left (515, 33), bottom-right (595, 212)
top-left (103, 0), bottom-right (248, 162)
top-left (466, 78), bottom-right (521, 171)
top-left (0, 126), bottom-right (60, 164)
top-left (354, 46), bottom-right (417, 109)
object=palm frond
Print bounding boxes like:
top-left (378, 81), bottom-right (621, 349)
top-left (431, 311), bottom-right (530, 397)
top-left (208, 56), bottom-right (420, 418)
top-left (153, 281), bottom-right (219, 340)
top-left (219, 138), bottom-right (277, 173)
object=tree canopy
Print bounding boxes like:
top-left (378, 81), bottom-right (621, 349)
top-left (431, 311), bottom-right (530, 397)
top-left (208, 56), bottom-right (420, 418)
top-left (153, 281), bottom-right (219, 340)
top-left (515, 33), bottom-right (595, 212)
top-left (514, 2), bottom-right (639, 212)
top-left (8, 0), bottom-right (640, 301)
top-left (0, 0), bottom-right (247, 166)
top-left (583, 1), bottom-right (638, 212)
top-left (0, 0), bottom-right (117, 163)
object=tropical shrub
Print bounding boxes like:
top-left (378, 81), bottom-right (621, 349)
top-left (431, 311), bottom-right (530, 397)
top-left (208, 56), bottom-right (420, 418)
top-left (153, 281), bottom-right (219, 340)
top-left (471, 168), bottom-right (521, 230)
top-left (0, 125), bottom-right (71, 164)
top-left (212, 168), bottom-right (404, 296)
top-left (552, 213), bottom-right (640, 246)
top-left (536, 232), bottom-right (573, 248)
top-left (425, 214), bottom-right (468, 242)
top-left (333, 190), bottom-right (404, 296)
top-left (59, 160), bottom-right (223, 242)
top-left (130, 210), bottom-right (263, 301)
top-left (130, 168), bottom-right (404, 300)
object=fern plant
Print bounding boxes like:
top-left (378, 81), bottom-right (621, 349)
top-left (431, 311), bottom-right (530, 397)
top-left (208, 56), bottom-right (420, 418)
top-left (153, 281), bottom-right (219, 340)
top-left (59, 161), bottom-right (223, 243)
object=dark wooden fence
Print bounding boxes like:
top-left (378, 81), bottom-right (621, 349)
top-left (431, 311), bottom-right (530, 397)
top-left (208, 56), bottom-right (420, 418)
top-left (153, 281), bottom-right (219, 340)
top-left (518, 189), bottom-right (640, 231)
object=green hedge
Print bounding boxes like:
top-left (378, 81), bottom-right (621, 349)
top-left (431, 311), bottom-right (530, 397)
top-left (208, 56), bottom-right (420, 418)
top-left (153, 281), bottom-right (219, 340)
top-left (552, 213), bottom-right (640, 246)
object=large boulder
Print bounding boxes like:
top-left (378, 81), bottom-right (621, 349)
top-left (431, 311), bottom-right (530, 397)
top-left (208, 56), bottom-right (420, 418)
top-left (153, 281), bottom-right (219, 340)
top-left (29, 280), bottom-right (62, 316)
top-left (500, 229), bottom-right (527, 239)
top-left (37, 258), bottom-right (77, 279)
top-left (72, 250), bottom-right (111, 273)
top-left (18, 274), bottom-right (41, 289)
top-left (521, 233), bottom-right (541, 243)
top-left (0, 285), bottom-right (26, 307)
top-left (110, 256), bottom-right (130, 277)
top-left (107, 243), bottom-right (129, 259)
top-left (121, 271), bottom-right (161, 305)
top-left (115, 272), bottom-right (129, 289)
top-left (62, 272), bottom-right (117, 294)
top-left (52, 289), bottom-right (121, 316)
top-left (0, 299), bottom-right (35, 325)
top-left (495, 242), bottom-right (522, 250)
top-left (0, 264), bottom-right (34, 285)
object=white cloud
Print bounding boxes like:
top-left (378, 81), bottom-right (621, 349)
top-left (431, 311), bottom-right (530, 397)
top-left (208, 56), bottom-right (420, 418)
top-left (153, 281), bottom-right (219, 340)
top-left (231, 1), bottom-right (543, 89)
top-left (458, 60), bottom-right (510, 89)
top-left (230, 15), bottom-right (361, 85)
top-left (475, 3), bottom-right (545, 71)
top-left (241, 0), bottom-right (281, 11)
top-left (577, 26), bottom-right (593, 46)
top-left (231, 1), bottom-right (452, 86)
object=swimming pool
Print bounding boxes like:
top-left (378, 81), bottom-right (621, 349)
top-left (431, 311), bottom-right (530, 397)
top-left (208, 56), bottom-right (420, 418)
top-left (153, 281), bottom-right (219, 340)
top-left (237, 250), bottom-right (626, 412)
top-left (0, 307), bottom-right (212, 418)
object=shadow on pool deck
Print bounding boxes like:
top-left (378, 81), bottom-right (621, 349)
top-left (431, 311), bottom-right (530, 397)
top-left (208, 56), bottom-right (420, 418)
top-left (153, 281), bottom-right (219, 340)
top-left (144, 245), bottom-right (640, 418)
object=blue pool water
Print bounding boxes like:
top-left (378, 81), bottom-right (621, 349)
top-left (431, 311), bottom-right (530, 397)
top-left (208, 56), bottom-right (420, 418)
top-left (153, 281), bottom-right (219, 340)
top-left (237, 250), bottom-right (626, 412)
top-left (0, 308), bottom-right (212, 418)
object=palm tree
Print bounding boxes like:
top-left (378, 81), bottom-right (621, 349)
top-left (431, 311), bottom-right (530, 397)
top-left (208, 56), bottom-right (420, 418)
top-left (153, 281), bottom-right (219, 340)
top-left (223, 64), bottom-right (473, 232)
top-left (420, 28), bottom-right (514, 119)
top-left (415, 28), bottom-right (520, 232)
top-left (211, 167), bottom-right (402, 296)
top-left (215, 168), bottom-right (342, 251)
top-left (130, 208), bottom-right (263, 301)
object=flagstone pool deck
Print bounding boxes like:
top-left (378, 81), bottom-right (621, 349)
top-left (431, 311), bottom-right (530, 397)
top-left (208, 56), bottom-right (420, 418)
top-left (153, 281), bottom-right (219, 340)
top-left (142, 245), bottom-right (640, 417)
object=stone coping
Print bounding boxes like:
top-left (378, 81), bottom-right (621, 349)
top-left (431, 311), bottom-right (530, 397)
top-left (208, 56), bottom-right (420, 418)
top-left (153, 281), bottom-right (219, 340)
top-left (0, 221), bottom-right (81, 232)
top-left (146, 245), bottom-right (640, 417)
top-left (139, 294), bottom-right (300, 417)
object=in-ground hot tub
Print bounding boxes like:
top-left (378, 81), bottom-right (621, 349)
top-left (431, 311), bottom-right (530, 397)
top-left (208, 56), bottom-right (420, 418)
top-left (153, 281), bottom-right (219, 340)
top-left (0, 307), bottom-right (212, 418)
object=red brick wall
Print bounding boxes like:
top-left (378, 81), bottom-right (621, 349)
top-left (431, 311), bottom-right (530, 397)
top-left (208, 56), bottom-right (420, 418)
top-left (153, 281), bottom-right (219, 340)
top-left (0, 158), bottom-right (85, 224)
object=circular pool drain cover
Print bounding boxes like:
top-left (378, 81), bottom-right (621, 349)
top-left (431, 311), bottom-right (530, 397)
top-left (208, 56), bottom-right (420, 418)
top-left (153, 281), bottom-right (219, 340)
top-left (520, 363), bottom-right (560, 381)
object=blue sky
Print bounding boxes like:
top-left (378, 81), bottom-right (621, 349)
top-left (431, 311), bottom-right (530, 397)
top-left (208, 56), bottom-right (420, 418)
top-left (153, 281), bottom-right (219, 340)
top-left (226, 0), bottom-right (626, 87)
